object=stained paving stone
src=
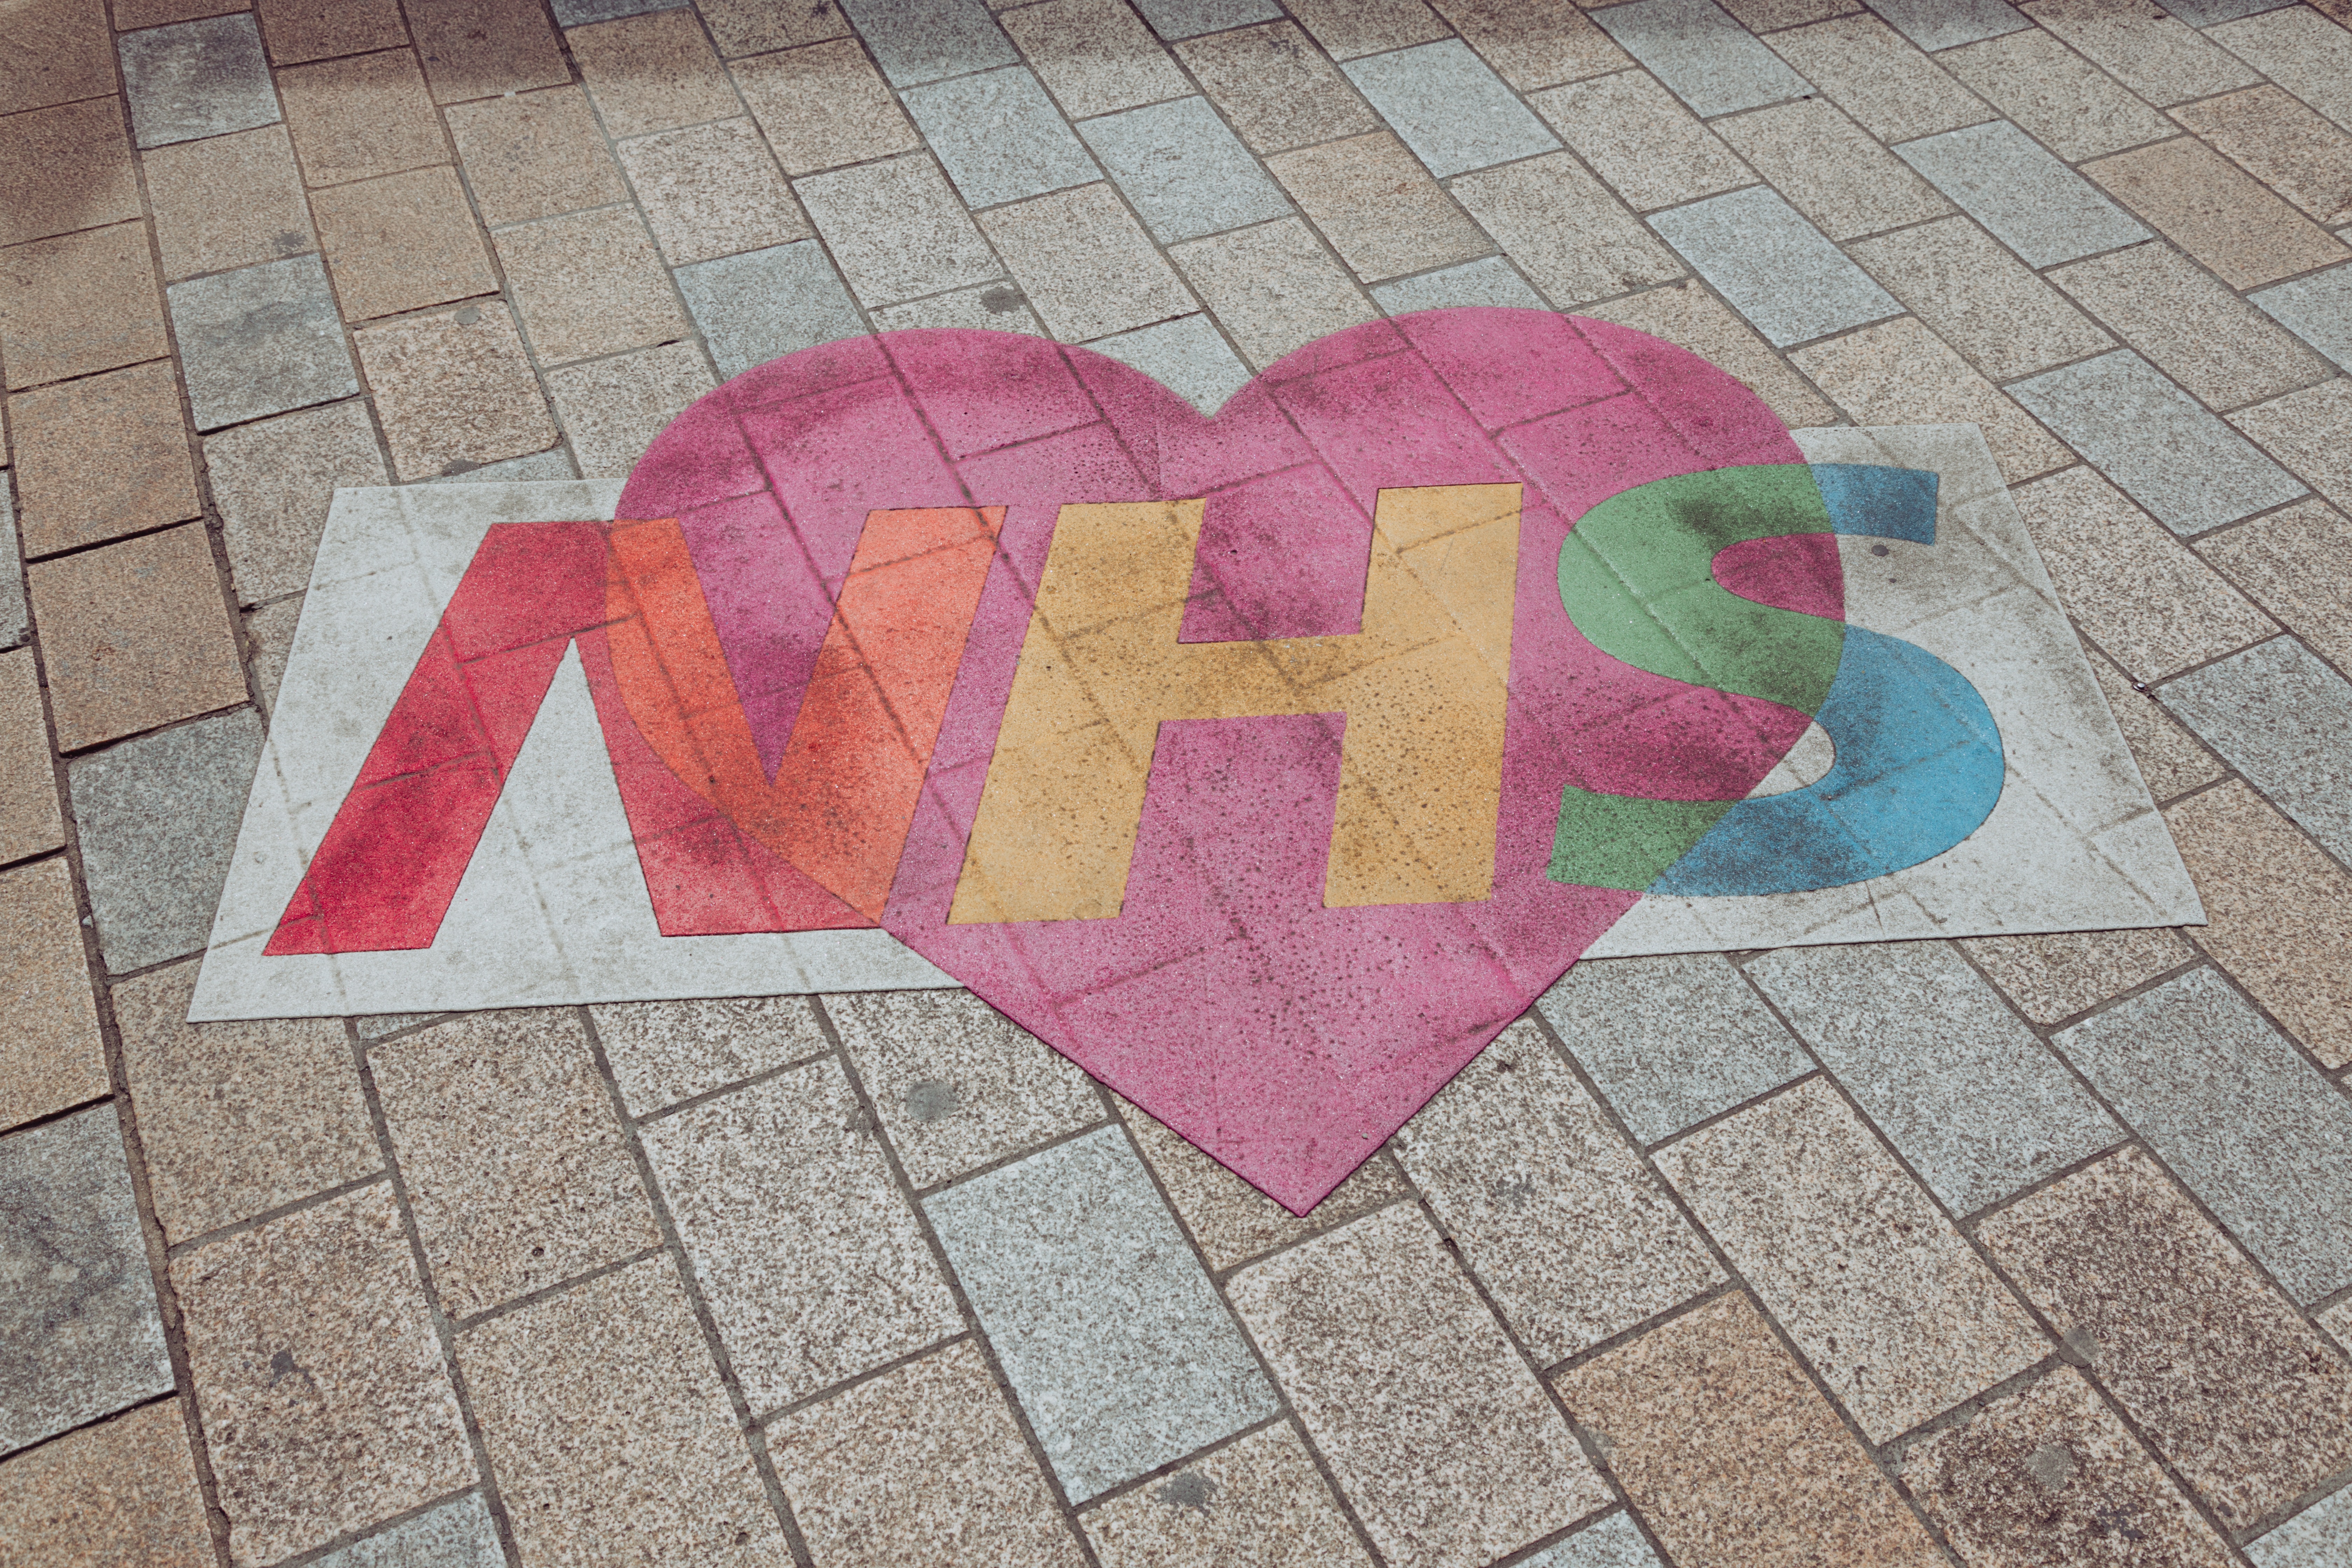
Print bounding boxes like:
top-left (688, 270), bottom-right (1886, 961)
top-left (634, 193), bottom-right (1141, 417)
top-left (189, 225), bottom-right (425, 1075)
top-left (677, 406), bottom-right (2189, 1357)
top-left (728, 38), bottom-right (920, 177)
top-left (0, 224), bottom-right (170, 393)
top-left (1898, 121), bottom-right (2148, 269)
top-left (2085, 649), bottom-right (2228, 802)
top-left (978, 182), bottom-right (1197, 342)
top-left (1339, 38), bottom-right (1561, 179)
top-left (1267, 131), bottom-right (1489, 282)
top-left (1083, 313), bottom-right (1252, 414)
top-left (413, 447), bottom-right (576, 484)
top-left (309, 1491), bottom-right (504, 1568)
top-left (1169, 217), bottom-right (1378, 367)
top-left (2024, 0), bottom-right (2256, 109)
top-left (1555, 1292), bottom-right (1943, 1567)
top-left (1425, 0), bottom-right (1629, 91)
top-left (796, 153), bottom-right (1002, 306)
top-left (2247, 1486), bottom-right (2352, 1568)
top-left (458, 1253), bottom-right (792, 1568)
top-left (1372, 255), bottom-right (1546, 315)
top-left (1762, 15), bottom-right (1987, 143)
top-left (543, 340), bottom-right (715, 475)
top-left (1958, 925), bottom-right (2195, 1026)
top-left (1001, 0), bottom-right (1192, 120)
top-left (1283, 0), bottom-right (1449, 59)
top-left (907, 65), bottom-right (1101, 212)
top-left (1580, 278), bottom-right (1835, 428)
top-left (167, 256), bottom-right (360, 432)
top-left (1589, 0), bottom-right (1809, 118)
top-left (1530, 69), bottom-right (1752, 216)
top-left (674, 240), bottom-right (862, 380)
top-left (119, 13), bottom-right (279, 148)
top-left (1648, 186), bottom-right (1893, 348)
top-left (255, 0), bottom-right (409, 64)
top-left (1713, 99), bottom-right (1949, 243)
top-left (0, 859), bottom-right (104, 1136)
top-left (1935, 28), bottom-right (2171, 163)
top-left (2202, 500), bottom-right (2352, 670)
top-left (1082, 1419), bottom-right (1374, 1567)
top-left (1227, 1203), bottom-right (1608, 1568)
top-left (823, 988), bottom-right (1103, 1190)
top-left (838, 0), bottom-right (1018, 85)
top-left (114, 0), bottom-right (255, 29)
top-left (568, 9), bottom-right (738, 139)
top-left (2051, 967), bottom-right (2352, 1306)
top-left (1974, 1145), bottom-right (2352, 1531)
top-left (31, 529), bottom-right (249, 756)
top-left (204, 400), bottom-right (388, 608)
top-left (2232, 379), bottom-right (2352, 514)
top-left (112, 958), bottom-right (378, 1244)
top-left (1744, 944), bottom-right (2120, 1217)
top-left (0, 1398), bottom-right (215, 1568)
top-left (2087, 138), bottom-right (2350, 293)
top-left (872, 280), bottom-right (1048, 335)
top-left (0, 0), bottom-right (115, 119)
top-left (1390, 1018), bottom-right (1722, 1365)
top-left (171, 1184), bottom-right (471, 1565)
top-left (0, 98), bottom-right (142, 252)
top-left (409, 0), bottom-right (570, 101)
top-left (370, 1009), bottom-right (661, 1318)
top-left (275, 49), bottom-right (447, 188)
top-left (2252, 267), bottom-right (2352, 373)
top-left (2008, 352), bottom-right (2305, 536)
top-left (640, 1058), bottom-right (961, 1413)
top-left (2051, 243), bottom-right (2330, 413)
top-left (767, 1338), bottom-right (1085, 1567)
top-left (1079, 96), bottom-right (1289, 244)
top-left (0, 1105), bottom-right (169, 1457)
top-left (442, 86), bottom-right (629, 225)
top-left (351, 302), bottom-right (559, 481)
top-left (493, 205), bottom-right (687, 366)
top-left (618, 117), bottom-right (810, 267)
top-left (7, 360), bottom-right (202, 558)
top-left (2173, 89), bottom-right (2352, 231)
top-left (0, 651), bottom-right (61, 866)
top-left (925, 1125), bottom-right (1276, 1501)
top-left (1172, 21), bottom-right (1379, 155)
top-left (2207, 9), bottom-right (2352, 140)
top-left (143, 124), bottom-right (316, 283)
top-left (2161, 638), bottom-right (2352, 863)
top-left (1793, 316), bottom-right (2068, 482)
top-left (1900, 1366), bottom-right (2236, 1568)
top-left (1849, 217), bottom-right (2110, 383)
top-left (312, 167), bottom-right (497, 325)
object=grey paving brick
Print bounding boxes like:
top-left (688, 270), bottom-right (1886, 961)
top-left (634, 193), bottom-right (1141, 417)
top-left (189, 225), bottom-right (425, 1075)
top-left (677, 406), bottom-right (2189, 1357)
top-left (794, 154), bottom-right (1002, 306)
top-left (2247, 1485), bottom-right (2352, 1568)
top-left (1589, 0), bottom-right (1811, 118)
top-left (1648, 186), bottom-right (1899, 348)
top-left (1743, 943), bottom-right (2120, 1217)
top-left (66, 707), bottom-right (262, 974)
top-left (1128, 0), bottom-right (1282, 39)
top-left (1, 479), bottom-right (24, 653)
top-left (1338, 39), bottom-right (1560, 180)
top-left (1082, 313), bottom-right (1252, 414)
top-left (1897, 120), bottom-right (2149, 269)
top-left (924, 1125), bottom-right (1278, 1502)
top-left (2252, 265), bottom-right (2352, 372)
top-left (0, 1105), bottom-right (173, 1456)
top-left (166, 256), bottom-right (360, 432)
top-left (1535, 952), bottom-right (1811, 1147)
top-left (1523, 1512), bottom-right (1662, 1568)
top-left (2053, 967), bottom-right (2352, 1304)
top-left (1076, 96), bottom-right (1289, 243)
top-left (2008, 350), bottom-right (2306, 537)
top-left (551, 0), bottom-right (688, 20)
top-left (837, 0), bottom-right (1019, 86)
top-left (119, 14), bottom-right (278, 149)
top-left (674, 241), bottom-right (865, 379)
top-left (1867, 0), bottom-right (2031, 51)
top-left (1371, 255), bottom-right (1546, 315)
top-left (903, 65), bottom-right (1099, 211)
top-left (313, 1491), bottom-right (503, 1568)
top-left (2158, 637), bottom-right (2352, 865)
top-left (415, 448), bottom-right (576, 485)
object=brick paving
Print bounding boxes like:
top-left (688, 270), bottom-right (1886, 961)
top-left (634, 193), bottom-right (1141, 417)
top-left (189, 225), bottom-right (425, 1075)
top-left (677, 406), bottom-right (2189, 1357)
top-left (1, 0), bottom-right (2350, 1563)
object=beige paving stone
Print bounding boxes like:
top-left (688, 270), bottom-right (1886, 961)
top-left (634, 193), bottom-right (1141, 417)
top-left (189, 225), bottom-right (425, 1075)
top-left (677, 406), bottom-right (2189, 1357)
top-left (242, 595), bottom-right (301, 718)
top-left (2232, 380), bottom-right (2352, 513)
top-left (2087, 138), bottom-right (2351, 293)
top-left (1791, 317), bottom-right (2068, 484)
top-left (0, 0), bottom-right (115, 119)
top-left (1580, 279), bottom-right (1835, 429)
top-left (256, 0), bottom-right (407, 64)
top-left (1268, 132), bottom-right (1490, 283)
top-left (143, 124), bottom-right (315, 282)
top-left (1976, 1146), bottom-right (2352, 1531)
top-left (796, 153), bottom-right (1001, 308)
top-left (980, 182), bottom-right (1197, 342)
top-left (618, 118), bottom-right (809, 266)
top-left (768, 1339), bottom-right (1084, 1568)
top-left (2012, 465), bottom-right (2277, 682)
top-left (2083, 647), bottom-right (2225, 803)
top-left (1083, 1420), bottom-right (1373, 1567)
top-left (2164, 782), bottom-right (2352, 1069)
top-left (1555, 1292), bottom-right (1943, 1568)
top-left (587, 995), bottom-right (826, 1118)
top-left (2201, 500), bottom-right (2352, 671)
top-left (2022, 0), bottom-right (2258, 111)
top-left (1226, 1204), bottom-right (1608, 1568)
top-left (1719, 0), bottom-right (1859, 24)
top-left (111, 958), bottom-right (377, 1244)
top-left (312, 166), bottom-right (496, 323)
top-left (0, 1399), bottom-right (215, 1568)
top-left (0, 223), bottom-right (169, 390)
top-left (545, 339), bottom-right (716, 480)
top-left (203, 400), bottom-right (387, 608)
top-left (171, 1184), bottom-right (471, 1567)
top-left (1001, 0), bottom-right (1190, 119)
top-left (113, 0), bottom-right (248, 23)
top-left (1959, 925), bottom-right (2195, 1026)
top-left (570, 9), bottom-right (741, 140)
top-left (1391, 1019), bottom-right (1721, 1365)
top-left (1451, 151), bottom-right (1683, 309)
top-left (1763, 15), bottom-right (1988, 144)
top-left (699, 0), bottom-right (853, 57)
top-left (2174, 88), bottom-right (2352, 230)
top-left (444, 85), bottom-right (629, 226)
top-left (352, 302), bottom-right (558, 480)
top-left (493, 205), bottom-right (687, 366)
top-left (6, 361), bottom-right (201, 558)
top-left (1174, 22), bottom-right (1382, 156)
top-left (277, 49), bottom-right (447, 188)
top-left (0, 98), bottom-right (143, 249)
top-left (1170, 218), bottom-right (1379, 370)
top-left (461, 1253), bottom-right (791, 1567)
top-left (1713, 99), bottom-right (1949, 243)
top-left (0, 650), bottom-right (61, 865)
top-left (1530, 69), bottom-right (1751, 215)
top-left (408, 0), bottom-right (569, 103)
top-left (27, 524), bottom-right (246, 751)
top-left (871, 281), bottom-right (1046, 335)
top-left (1283, 0), bottom-right (1450, 60)
top-left (2052, 245), bottom-right (2331, 413)
top-left (1938, 30), bottom-right (2173, 163)
top-left (1848, 218), bottom-right (2112, 384)
top-left (730, 39), bottom-right (920, 177)
top-left (1426, 0), bottom-right (1628, 90)
top-left (0, 858), bottom-right (105, 1135)
top-left (2207, 9), bottom-right (2352, 139)
top-left (2324, 1298), bottom-right (2352, 1350)
top-left (1901, 1367), bottom-right (2236, 1568)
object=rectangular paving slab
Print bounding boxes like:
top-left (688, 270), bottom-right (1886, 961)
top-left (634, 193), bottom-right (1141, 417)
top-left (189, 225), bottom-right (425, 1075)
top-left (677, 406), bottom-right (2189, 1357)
top-left (1591, 0), bottom-right (1812, 118)
top-left (2158, 636), bottom-right (2352, 862)
top-left (1647, 186), bottom-right (1899, 348)
top-left (1897, 119), bottom-right (2148, 268)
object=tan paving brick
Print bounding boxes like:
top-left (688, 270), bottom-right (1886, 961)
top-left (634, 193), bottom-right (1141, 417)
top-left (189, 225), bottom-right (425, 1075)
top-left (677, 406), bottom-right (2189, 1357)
top-left (1427, 0), bottom-right (1629, 90)
top-left (0, 858), bottom-right (104, 1135)
top-left (2207, 9), bottom-right (2352, 140)
top-left (1580, 278), bottom-right (1835, 429)
top-left (587, 994), bottom-right (828, 1121)
top-left (2163, 781), bottom-right (2352, 1069)
top-left (545, 339), bottom-right (715, 479)
top-left (618, 117), bottom-right (808, 267)
top-left (114, 0), bottom-right (251, 26)
top-left (2201, 500), bottom-right (2352, 671)
top-left (311, 166), bottom-right (495, 322)
top-left (0, 98), bottom-right (142, 249)
top-left (2023, 0), bottom-right (2258, 111)
top-left (1763, 14), bottom-right (1988, 144)
top-left (407, 0), bottom-right (568, 103)
top-left (1791, 317), bottom-right (2068, 484)
top-left (1531, 69), bottom-right (1751, 215)
top-left (444, 85), bottom-right (629, 225)
top-left (0, 0), bottom-right (115, 118)
top-left (1976, 1146), bottom-right (2352, 1531)
top-left (2013, 465), bottom-right (2278, 682)
top-left (143, 124), bottom-right (315, 282)
top-left (255, 0), bottom-right (407, 64)
top-left (203, 400), bottom-right (387, 607)
top-left (7, 362), bottom-right (201, 558)
top-left (2087, 138), bottom-right (2351, 292)
top-left (27, 524), bottom-right (245, 751)
top-left (2232, 379), bottom-right (2352, 514)
top-left (1174, 22), bottom-right (1382, 156)
top-left (698, 0), bottom-right (853, 57)
top-left (1283, 0), bottom-right (1451, 60)
top-left (276, 49), bottom-right (447, 188)
top-left (978, 182), bottom-right (1196, 343)
top-left (1083, 1420), bottom-right (1373, 1567)
top-left (1720, 0), bottom-right (1859, 24)
top-left (1555, 1292), bottom-right (1944, 1568)
top-left (351, 301), bottom-right (557, 480)
top-left (1938, 29), bottom-right (2173, 163)
top-left (2084, 648), bottom-right (2226, 804)
top-left (493, 205), bottom-right (687, 366)
top-left (730, 38), bottom-right (919, 177)
top-left (2173, 88), bottom-right (2352, 231)
top-left (1848, 217), bottom-right (2112, 384)
top-left (1451, 150), bottom-right (1683, 308)
top-left (570, 9), bottom-right (742, 140)
top-left (1171, 217), bottom-right (1379, 369)
top-left (0, 1399), bottom-right (215, 1568)
top-left (1268, 131), bottom-right (1490, 283)
top-left (1960, 925), bottom-right (2195, 1026)
top-left (171, 1184), bottom-right (472, 1567)
top-left (0, 223), bottom-right (169, 390)
top-left (2052, 244), bottom-right (2331, 413)
top-left (0, 650), bottom-right (61, 866)
top-left (796, 153), bottom-right (1001, 308)
top-left (1714, 98), bottom-right (1948, 242)
top-left (1001, 0), bottom-right (1191, 120)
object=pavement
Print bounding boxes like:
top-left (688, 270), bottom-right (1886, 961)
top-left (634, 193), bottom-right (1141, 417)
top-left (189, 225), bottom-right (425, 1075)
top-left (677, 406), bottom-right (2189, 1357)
top-left (4, 0), bottom-right (2352, 1564)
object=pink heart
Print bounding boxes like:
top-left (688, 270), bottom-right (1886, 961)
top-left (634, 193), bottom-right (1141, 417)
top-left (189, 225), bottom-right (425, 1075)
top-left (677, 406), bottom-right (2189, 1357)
top-left (619, 308), bottom-right (1815, 1213)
